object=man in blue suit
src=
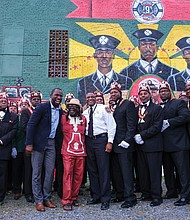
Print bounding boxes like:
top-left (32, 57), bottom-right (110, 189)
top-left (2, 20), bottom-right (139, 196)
top-left (77, 35), bottom-right (129, 106)
top-left (25, 88), bottom-right (63, 212)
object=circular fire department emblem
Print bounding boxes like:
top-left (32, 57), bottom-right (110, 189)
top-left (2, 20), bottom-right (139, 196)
top-left (132, 0), bottom-right (164, 24)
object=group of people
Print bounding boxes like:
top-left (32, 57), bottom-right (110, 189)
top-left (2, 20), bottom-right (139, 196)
top-left (1, 77), bottom-right (190, 213)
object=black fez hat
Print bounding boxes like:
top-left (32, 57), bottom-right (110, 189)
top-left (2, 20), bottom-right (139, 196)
top-left (176, 37), bottom-right (190, 51)
top-left (89, 35), bottom-right (120, 50)
top-left (133, 29), bottom-right (164, 42)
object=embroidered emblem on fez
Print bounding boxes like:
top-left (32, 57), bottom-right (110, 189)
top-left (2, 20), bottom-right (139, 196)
top-left (99, 36), bottom-right (109, 45)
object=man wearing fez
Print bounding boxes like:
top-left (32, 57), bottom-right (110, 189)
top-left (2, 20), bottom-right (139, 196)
top-left (169, 37), bottom-right (190, 88)
top-left (0, 93), bottom-right (18, 205)
top-left (110, 82), bottom-right (138, 208)
top-left (159, 81), bottom-right (190, 206)
top-left (77, 35), bottom-right (128, 106)
top-left (120, 28), bottom-right (183, 91)
top-left (134, 84), bottom-right (163, 207)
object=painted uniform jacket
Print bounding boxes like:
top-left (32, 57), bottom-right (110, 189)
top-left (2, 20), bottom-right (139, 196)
top-left (120, 60), bottom-right (182, 91)
top-left (61, 114), bottom-right (87, 157)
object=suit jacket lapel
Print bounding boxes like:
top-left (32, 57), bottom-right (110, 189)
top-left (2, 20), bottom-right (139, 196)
top-left (92, 72), bottom-right (102, 91)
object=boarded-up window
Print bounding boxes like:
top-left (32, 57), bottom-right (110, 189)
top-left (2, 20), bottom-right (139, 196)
top-left (48, 30), bottom-right (68, 78)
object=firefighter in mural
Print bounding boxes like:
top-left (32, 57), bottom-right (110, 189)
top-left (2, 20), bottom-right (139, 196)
top-left (77, 35), bottom-right (128, 106)
top-left (120, 28), bottom-right (184, 91)
top-left (169, 37), bottom-right (190, 86)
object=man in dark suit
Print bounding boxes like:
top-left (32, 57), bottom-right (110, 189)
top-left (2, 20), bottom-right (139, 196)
top-left (77, 35), bottom-right (129, 106)
top-left (20, 90), bottom-right (42, 203)
top-left (134, 84), bottom-right (163, 207)
top-left (0, 92), bottom-right (18, 205)
top-left (110, 82), bottom-right (138, 208)
top-left (168, 37), bottom-right (190, 88)
top-left (120, 29), bottom-right (184, 91)
top-left (25, 88), bottom-right (63, 212)
top-left (159, 81), bottom-right (190, 206)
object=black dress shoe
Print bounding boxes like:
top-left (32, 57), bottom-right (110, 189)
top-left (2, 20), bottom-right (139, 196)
top-left (174, 198), bottom-right (189, 206)
top-left (87, 198), bottom-right (101, 205)
top-left (101, 202), bottom-right (109, 210)
top-left (150, 198), bottom-right (163, 207)
top-left (111, 197), bottom-right (124, 203)
top-left (26, 196), bottom-right (34, 203)
top-left (163, 193), bottom-right (178, 199)
top-left (138, 195), bottom-right (152, 201)
top-left (121, 200), bottom-right (137, 208)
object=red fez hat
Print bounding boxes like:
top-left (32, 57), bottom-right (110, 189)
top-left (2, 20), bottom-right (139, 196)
top-left (110, 82), bottom-right (121, 91)
top-left (159, 81), bottom-right (171, 92)
top-left (30, 90), bottom-right (42, 99)
top-left (93, 90), bottom-right (103, 97)
top-left (0, 92), bottom-right (8, 100)
top-left (179, 91), bottom-right (187, 99)
top-left (138, 84), bottom-right (151, 94)
top-left (9, 101), bottom-right (18, 108)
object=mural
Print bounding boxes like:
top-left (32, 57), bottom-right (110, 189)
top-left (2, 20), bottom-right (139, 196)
top-left (66, 0), bottom-right (190, 105)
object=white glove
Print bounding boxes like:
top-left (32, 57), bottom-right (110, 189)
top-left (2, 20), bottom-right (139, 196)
top-left (11, 147), bottom-right (17, 158)
top-left (134, 134), bottom-right (144, 145)
top-left (161, 120), bottom-right (170, 132)
top-left (118, 141), bottom-right (130, 149)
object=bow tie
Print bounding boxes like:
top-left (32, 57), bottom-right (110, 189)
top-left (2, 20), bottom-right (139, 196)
top-left (140, 104), bottom-right (147, 108)
top-left (160, 101), bottom-right (167, 106)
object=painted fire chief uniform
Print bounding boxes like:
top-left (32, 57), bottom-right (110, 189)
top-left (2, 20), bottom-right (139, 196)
top-left (61, 99), bottom-right (87, 210)
top-left (120, 29), bottom-right (183, 91)
top-left (134, 84), bottom-right (163, 207)
top-left (169, 37), bottom-right (190, 86)
top-left (77, 35), bottom-right (128, 106)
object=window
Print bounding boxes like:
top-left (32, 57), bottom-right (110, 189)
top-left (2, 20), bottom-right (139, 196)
top-left (48, 30), bottom-right (68, 78)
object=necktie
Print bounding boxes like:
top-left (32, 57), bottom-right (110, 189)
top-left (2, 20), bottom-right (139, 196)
top-left (88, 107), bottom-right (93, 137)
top-left (140, 104), bottom-right (147, 108)
top-left (148, 63), bottom-right (153, 74)
top-left (102, 75), bottom-right (107, 88)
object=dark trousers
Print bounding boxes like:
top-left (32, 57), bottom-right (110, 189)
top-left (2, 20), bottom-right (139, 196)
top-left (0, 160), bottom-right (9, 201)
top-left (24, 154), bottom-right (33, 198)
top-left (54, 148), bottom-right (63, 198)
top-left (86, 135), bottom-right (111, 203)
top-left (110, 151), bottom-right (124, 199)
top-left (137, 150), bottom-right (162, 199)
top-left (166, 150), bottom-right (190, 198)
top-left (12, 152), bottom-right (24, 194)
top-left (118, 152), bottom-right (136, 202)
top-left (163, 152), bottom-right (181, 196)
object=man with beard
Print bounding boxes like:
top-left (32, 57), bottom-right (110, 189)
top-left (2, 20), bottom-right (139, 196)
top-left (25, 88), bottom-right (63, 211)
top-left (120, 29), bottom-right (183, 91)
top-left (110, 82), bottom-right (138, 208)
top-left (77, 35), bottom-right (128, 106)
top-left (134, 84), bottom-right (163, 207)
top-left (0, 92), bottom-right (18, 205)
top-left (83, 92), bottom-right (116, 210)
top-left (159, 81), bottom-right (190, 206)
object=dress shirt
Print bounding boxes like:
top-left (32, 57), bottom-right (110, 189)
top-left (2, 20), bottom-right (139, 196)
top-left (49, 101), bottom-right (61, 139)
top-left (83, 104), bottom-right (116, 143)
top-left (97, 69), bottom-right (113, 86)
top-left (140, 58), bottom-right (158, 74)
